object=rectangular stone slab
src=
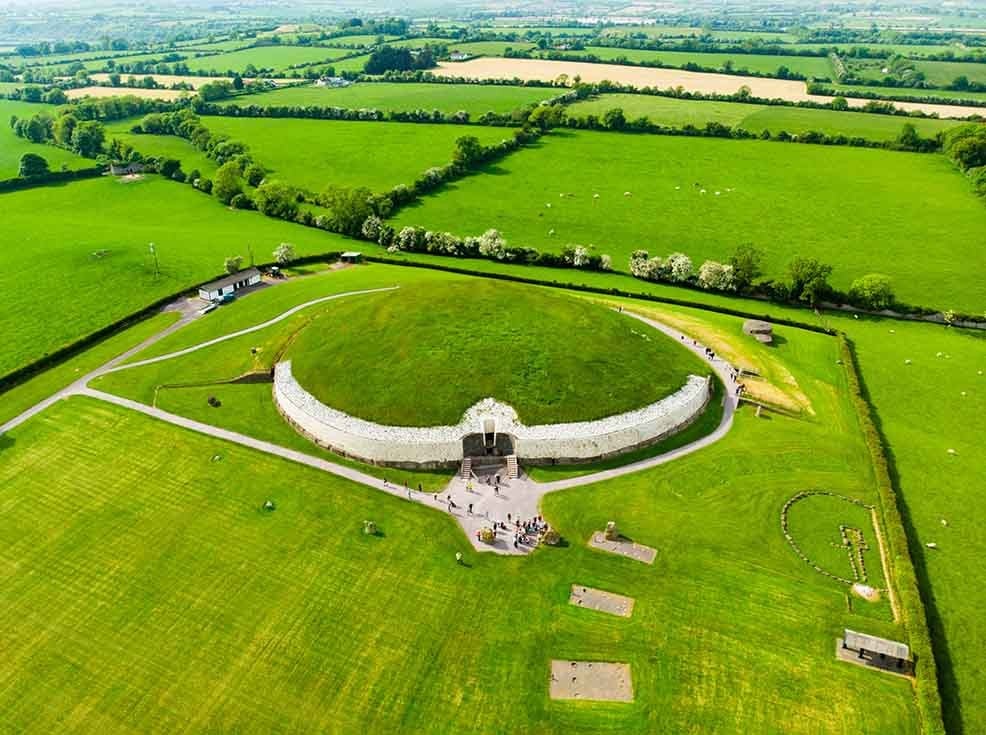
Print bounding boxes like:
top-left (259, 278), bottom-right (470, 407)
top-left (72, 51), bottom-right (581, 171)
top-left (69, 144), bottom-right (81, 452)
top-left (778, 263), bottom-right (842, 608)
top-left (589, 531), bottom-right (657, 564)
top-left (569, 585), bottom-right (635, 617)
top-left (549, 660), bottom-right (633, 702)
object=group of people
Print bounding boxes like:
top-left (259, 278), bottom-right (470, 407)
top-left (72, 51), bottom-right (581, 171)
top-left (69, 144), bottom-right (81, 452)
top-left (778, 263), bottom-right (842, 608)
top-left (474, 514), bottom-right (551, 549)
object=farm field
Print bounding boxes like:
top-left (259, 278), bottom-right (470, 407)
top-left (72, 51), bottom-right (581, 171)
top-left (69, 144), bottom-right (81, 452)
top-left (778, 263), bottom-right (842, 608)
top-left (546, 46), bottom-right (835, 79)
top-left (827, 314), bottom-right (986, 734)
top-left (312, 54), bottom-right (372, 74)
top-left (598, 25), bottom-right (800, 43)
top-left (66, 86), bottom-right (189, 101)
top-left (846, 57), bottom-right (986, 86)
top-left (0, 290), bottom-right (920, 732)
top-left (0, 176), bottom-right (352, 379)
top-left (451, 40), bottom-right (539, 56)
top-left (827, 82), bottom-right (986, 103)
top-left (0, 99), bottom-right (90, 177)
top-left (392, 129), bottom-right (986, 311)
top-left (182, 45), bottom-right (348, 74)
top-left (321, 33), bottom-right (401, 46)
top-left (199, 117), bottom-right (513, 192)
top-left (216, 81), bottom-right (557, 114)
top-left (566, 93), bottom-right (963, 139)
top-left (103, 119), bottom-right (218, 176)
top-left (434, 57), bottom-right (986, 117)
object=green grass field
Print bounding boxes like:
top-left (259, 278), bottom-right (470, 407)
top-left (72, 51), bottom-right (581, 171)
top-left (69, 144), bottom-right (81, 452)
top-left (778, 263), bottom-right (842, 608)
top-left (545, 46), bottom-right (834, 78)
top-left (392, 129), bottom-right (986, 311)
top-left (287, 280), bottom-right (707, 425)
top-left (217, 82), bottom-right (556, 115)
top-left (565, 93), bottom-right (961, 140)
top-left (826, 313), bottom-right (986, 734)
top-left (200, 117), bottom-right (513, 192)
top-left (104, 119), bottom-right (218, 176)
top-left (312, 54), bottom-right (372, 74)
top-left (183, 45), bottom-right (349, 74)
top-left (0, 176), bottom-right (353, 379)
top-left (828, 83), bottom-right (986, 104)
top-left (846, 57), bottom-right (986, 87)
top-left (0, 100), bottom-right (90, 177)
top-left (0, 291), bottom-right (920, 732)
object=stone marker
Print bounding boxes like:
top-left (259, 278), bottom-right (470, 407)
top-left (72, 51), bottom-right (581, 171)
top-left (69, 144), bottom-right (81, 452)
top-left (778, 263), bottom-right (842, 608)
top-left (569, 585), bottom-right (635, 617)
top-left (604, 521), bottom-right (619, 541)
top-left (549, 660), bottom-right (633, 702)
top-left (589, 532), bottom-right (656, 564)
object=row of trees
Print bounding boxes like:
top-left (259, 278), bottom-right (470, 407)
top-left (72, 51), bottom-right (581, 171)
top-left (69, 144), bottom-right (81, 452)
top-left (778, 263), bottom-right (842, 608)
top-left (629, 245), bottom-right (895, 310)
top-left (364, 46), bottom-right (440, 75)
top-left (942, 124), bottom-right (986, 198)
top-left (10, 111), bottom-right (106, 157)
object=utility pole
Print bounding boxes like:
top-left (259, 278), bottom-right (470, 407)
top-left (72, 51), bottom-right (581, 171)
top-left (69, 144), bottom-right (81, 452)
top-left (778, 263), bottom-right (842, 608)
top-left (247, 243), bottom-right (254, 267)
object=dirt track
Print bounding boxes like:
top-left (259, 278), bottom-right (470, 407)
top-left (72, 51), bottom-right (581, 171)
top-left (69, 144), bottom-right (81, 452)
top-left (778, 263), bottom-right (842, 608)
top-left (435, 58), bottom-right (985, 119)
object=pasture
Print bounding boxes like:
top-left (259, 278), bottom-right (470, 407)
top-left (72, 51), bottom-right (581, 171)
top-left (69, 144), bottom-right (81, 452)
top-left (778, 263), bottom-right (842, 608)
top-left (391, 129), bottom-right (986, 311)
top-left (0, 176), bottom-right (351, 379)
top-left (199, 117), bottom-right (513, 192)
top-left (0, 99), bottom-right (90, 177)
top-left (827, 82), bottom-right (986, 103)
top-left (566, 93), bottom-right (962, 140)
top-left (547, 46), bottom-right (835, 79)
top-left (216, 81), bottom-right (557, 115)
top-left (0, 290), bottom-right (919, 732)
top-left (183, 45), bottom-right (348, 74)
top-left (829, 314), bottom-right (986, 734)
top-left (103, 118), bottom-right (218, 176)
top-left (846, 57), bottom-right (986, 87)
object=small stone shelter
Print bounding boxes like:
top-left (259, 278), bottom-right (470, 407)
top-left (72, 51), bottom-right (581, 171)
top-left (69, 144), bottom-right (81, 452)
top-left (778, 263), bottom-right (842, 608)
top-left (742, 319), bottom-right (774, 344)
top-left (842, 629), bottom-right (911, 671)
top-left (340, 251), bottom-right (363, 264)
top-left (198, 268), bottom-right (261, 302)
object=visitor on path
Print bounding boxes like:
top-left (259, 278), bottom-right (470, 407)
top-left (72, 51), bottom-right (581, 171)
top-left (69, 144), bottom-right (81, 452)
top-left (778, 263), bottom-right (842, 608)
top-left (417, 483), bottom-right (422, 493)
top-left (468, 503), bottom-right (473, 515)
top-left (494, 485), bottom-right (499, 497)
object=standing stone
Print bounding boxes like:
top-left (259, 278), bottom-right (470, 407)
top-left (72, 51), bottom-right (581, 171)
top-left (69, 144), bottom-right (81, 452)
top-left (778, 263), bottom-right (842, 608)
top-left (604, 521), bottom-right (619, 541)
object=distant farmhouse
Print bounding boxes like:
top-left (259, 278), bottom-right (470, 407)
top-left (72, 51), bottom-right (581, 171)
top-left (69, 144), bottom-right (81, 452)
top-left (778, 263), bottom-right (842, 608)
top-left (315, 76), bottom-right (352, 88)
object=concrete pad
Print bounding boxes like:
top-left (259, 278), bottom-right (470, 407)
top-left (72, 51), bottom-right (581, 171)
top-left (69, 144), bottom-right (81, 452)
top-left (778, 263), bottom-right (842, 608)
top-left (569, 585), bottom-right (635, 617)
top-left (549, 660), bottom-right (633, 702)
top-left (589, 531), bottom-right (657, 564)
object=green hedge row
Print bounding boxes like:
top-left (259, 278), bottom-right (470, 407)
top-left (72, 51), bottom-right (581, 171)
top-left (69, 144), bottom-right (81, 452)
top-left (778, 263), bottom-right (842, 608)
top-left (839, 335), bottom-right (946, 735)
top-left (0, 166), bottom-right (104, 193)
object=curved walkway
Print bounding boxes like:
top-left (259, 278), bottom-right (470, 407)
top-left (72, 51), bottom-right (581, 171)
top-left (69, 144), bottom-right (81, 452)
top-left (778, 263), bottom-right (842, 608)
top-left (2, 288), bottom-right (740, 556)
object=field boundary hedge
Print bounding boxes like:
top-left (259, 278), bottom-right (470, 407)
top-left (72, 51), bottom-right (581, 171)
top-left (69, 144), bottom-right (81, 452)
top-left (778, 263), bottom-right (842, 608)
top-left (839, 335), bottom-right (946, 735)
top-left (0, 166), bottom-right (105, 193)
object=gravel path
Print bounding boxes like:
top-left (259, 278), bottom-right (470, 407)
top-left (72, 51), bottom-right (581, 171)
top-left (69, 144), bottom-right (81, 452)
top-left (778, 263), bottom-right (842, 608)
top-left (2, 290), bottom-right (740, 556)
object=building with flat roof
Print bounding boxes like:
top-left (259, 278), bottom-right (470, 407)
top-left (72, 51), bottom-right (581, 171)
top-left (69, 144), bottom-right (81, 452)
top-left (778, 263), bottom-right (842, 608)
top-left (198, 268), bottom-right (261, 302)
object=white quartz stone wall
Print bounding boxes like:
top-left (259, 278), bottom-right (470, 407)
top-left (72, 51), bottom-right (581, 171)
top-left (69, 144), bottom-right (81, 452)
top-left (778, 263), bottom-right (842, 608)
top-left (273, 361), bottom-right (710, 467)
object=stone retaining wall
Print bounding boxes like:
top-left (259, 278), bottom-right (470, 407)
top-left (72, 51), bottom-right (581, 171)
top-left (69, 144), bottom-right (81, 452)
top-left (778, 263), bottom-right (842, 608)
top-left (273, 361), bottom-right (711, 468)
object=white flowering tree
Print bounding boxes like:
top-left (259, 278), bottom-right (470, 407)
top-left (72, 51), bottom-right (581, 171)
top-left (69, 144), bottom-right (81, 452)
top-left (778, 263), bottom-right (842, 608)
top-left (395, 226), bottom-right (423, 252)
top-left (272, 242), bottom-right (296, 265)
top-left (629, 250), bottom-right (651, 278)
top-left (478, 229), bottom-right (507, 259)
top-left (667, 252), bottom-right (693, 282)
top-left (360, 215), bottom-right (382, 241)
top-left (698, 260), bottom-right (735, 291)
top-left (571, 245), bottom-right (590, 267)
top-left (600, 254), bottom-right (613, 271)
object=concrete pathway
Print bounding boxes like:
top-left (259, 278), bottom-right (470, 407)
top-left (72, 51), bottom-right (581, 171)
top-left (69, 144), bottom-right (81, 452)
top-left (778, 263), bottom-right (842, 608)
top-left (2, 292), bottom-right (740, 557)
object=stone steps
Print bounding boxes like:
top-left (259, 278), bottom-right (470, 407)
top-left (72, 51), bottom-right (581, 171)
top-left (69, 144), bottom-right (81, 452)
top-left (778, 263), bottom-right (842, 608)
top-left (460, 457), bottom-right (473, 480)
top-left (506, 454), bottom-right (519, 480)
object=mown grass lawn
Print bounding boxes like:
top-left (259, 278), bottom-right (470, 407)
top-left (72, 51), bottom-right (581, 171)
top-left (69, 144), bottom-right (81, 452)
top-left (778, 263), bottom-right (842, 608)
top-left (217, 81), bottom-right (557, 115)
top-left (391, 129), bottom-right (986, 312)
top-left (95, 270), bottom-right (706, 425)
top-left (0, 100), bottom-right (90, 177)
top-left (200, 117), bottom-right (513, 192)
top-left (565, 93), bottom-right (962, 141)
top-left (0, 176), bottom-right (353, 380)
top-left (0, 301), bottom-right (919, 732)
top-left (287, 279), bottom-right (708, 425)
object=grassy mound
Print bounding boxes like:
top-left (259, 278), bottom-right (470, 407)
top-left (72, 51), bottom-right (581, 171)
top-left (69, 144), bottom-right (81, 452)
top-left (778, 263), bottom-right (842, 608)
top-left (287, 281), bottom-right (707, 426)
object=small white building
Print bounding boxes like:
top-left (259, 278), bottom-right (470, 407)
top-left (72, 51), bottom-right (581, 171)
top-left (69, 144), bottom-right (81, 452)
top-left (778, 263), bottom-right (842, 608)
top-left (198, 267), bottom-right (261, 302)
top-left (449, 52), bottom-right (471, 62)
top-left (315, 76), bottom-right (352, 88)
